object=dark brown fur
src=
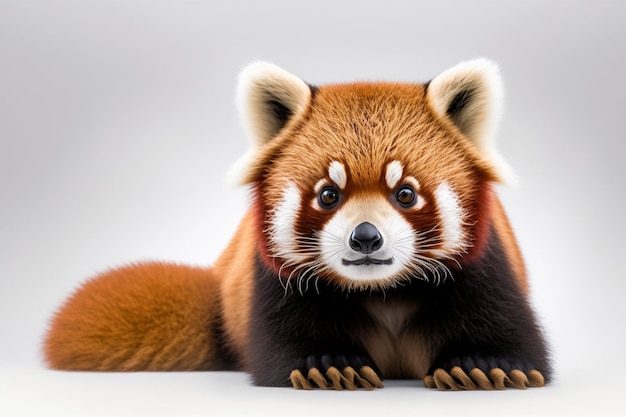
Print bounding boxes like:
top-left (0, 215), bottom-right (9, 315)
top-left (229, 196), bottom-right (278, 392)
top-left (44, 63), bottom-right (550, 390)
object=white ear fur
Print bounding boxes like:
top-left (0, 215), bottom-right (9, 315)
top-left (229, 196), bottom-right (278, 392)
top-left (427, 59), bottom-right (516, 185)
top-left (237, 61), bottom-right (311, 147)
top-left (229, 61), bottom-right (312, 185)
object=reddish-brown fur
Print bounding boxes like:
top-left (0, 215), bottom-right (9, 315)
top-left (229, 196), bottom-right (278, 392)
top-left (491, 197), bottom-right (529, 295)
top-left (253, 83), bottom-right (504, 282)
top-left (43, 81), bottom-right (529, 372)
top-left (213, 210), bottom-right (257, 367)
top-left (44, 263), bottom-right (220, 370)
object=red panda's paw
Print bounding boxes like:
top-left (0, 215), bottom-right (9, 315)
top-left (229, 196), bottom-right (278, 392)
top-left (289, 354), bottom-right (383, 390)
top-left (423, 356), bottom-right (545, 390)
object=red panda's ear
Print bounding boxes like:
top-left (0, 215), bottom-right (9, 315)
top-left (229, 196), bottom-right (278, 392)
top-left (229, 62), bottom-right (312, 185)
top-left (426, 59), bottom-right (516, 185)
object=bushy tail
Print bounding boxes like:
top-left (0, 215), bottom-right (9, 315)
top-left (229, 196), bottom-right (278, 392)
top-left (43, 262), bottom-right (226, 371)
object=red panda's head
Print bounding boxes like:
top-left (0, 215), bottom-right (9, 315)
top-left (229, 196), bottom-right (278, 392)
top-left (231, 60), bottom-right (514, 291)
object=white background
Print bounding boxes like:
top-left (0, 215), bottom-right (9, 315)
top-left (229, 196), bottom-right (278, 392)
top-left (1, 1), bottom-right (624, 416)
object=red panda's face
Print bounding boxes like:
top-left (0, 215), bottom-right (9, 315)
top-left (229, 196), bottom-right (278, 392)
top-left (264, 162), bottom-right (471, 290)
top-left (235, 61), bottom-right (510, 290)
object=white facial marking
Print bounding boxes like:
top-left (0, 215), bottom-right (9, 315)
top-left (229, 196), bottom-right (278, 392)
top-left (385, 161), bottom-right (403, 189)
top-left (313, 179), bottom-right (326, 193)
top-left (269, 182), bottom-right (308, 262)
top-left (430, 181), bottom-right (467, 257)
top-left (319, 197), bottom-right (415, 283)
top-left (329, 161), bottom-right (347, 189)
top-left (405, 176), bottom-right (420, 191)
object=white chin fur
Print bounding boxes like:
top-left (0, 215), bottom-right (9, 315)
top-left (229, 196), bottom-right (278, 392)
top-left (331, 253), bottom-right (409, 283)
top-left (319, 201), bottom-right (416, 283)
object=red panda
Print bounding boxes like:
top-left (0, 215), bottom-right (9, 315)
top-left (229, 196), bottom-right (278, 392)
top-left (43, 59), bottom-right (551, 390)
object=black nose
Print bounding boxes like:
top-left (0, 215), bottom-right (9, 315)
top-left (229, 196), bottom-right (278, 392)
top-left (349, 222), bottom-right (383, 254)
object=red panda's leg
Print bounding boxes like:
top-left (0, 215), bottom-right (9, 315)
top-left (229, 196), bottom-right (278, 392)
top-left (422, 225), bottom-right (551, 390)
top-left (424, 356), bottom-right (546, 390)
top-left (289, 354), bottom-right (384, 390)
top-left (246, 257), bottom-right (383, 390)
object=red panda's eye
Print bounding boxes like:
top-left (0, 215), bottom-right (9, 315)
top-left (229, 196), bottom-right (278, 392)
top-left (395, 185), bottom-right (416, 208)
top-left (319, 187), bottom-right (340, 209)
